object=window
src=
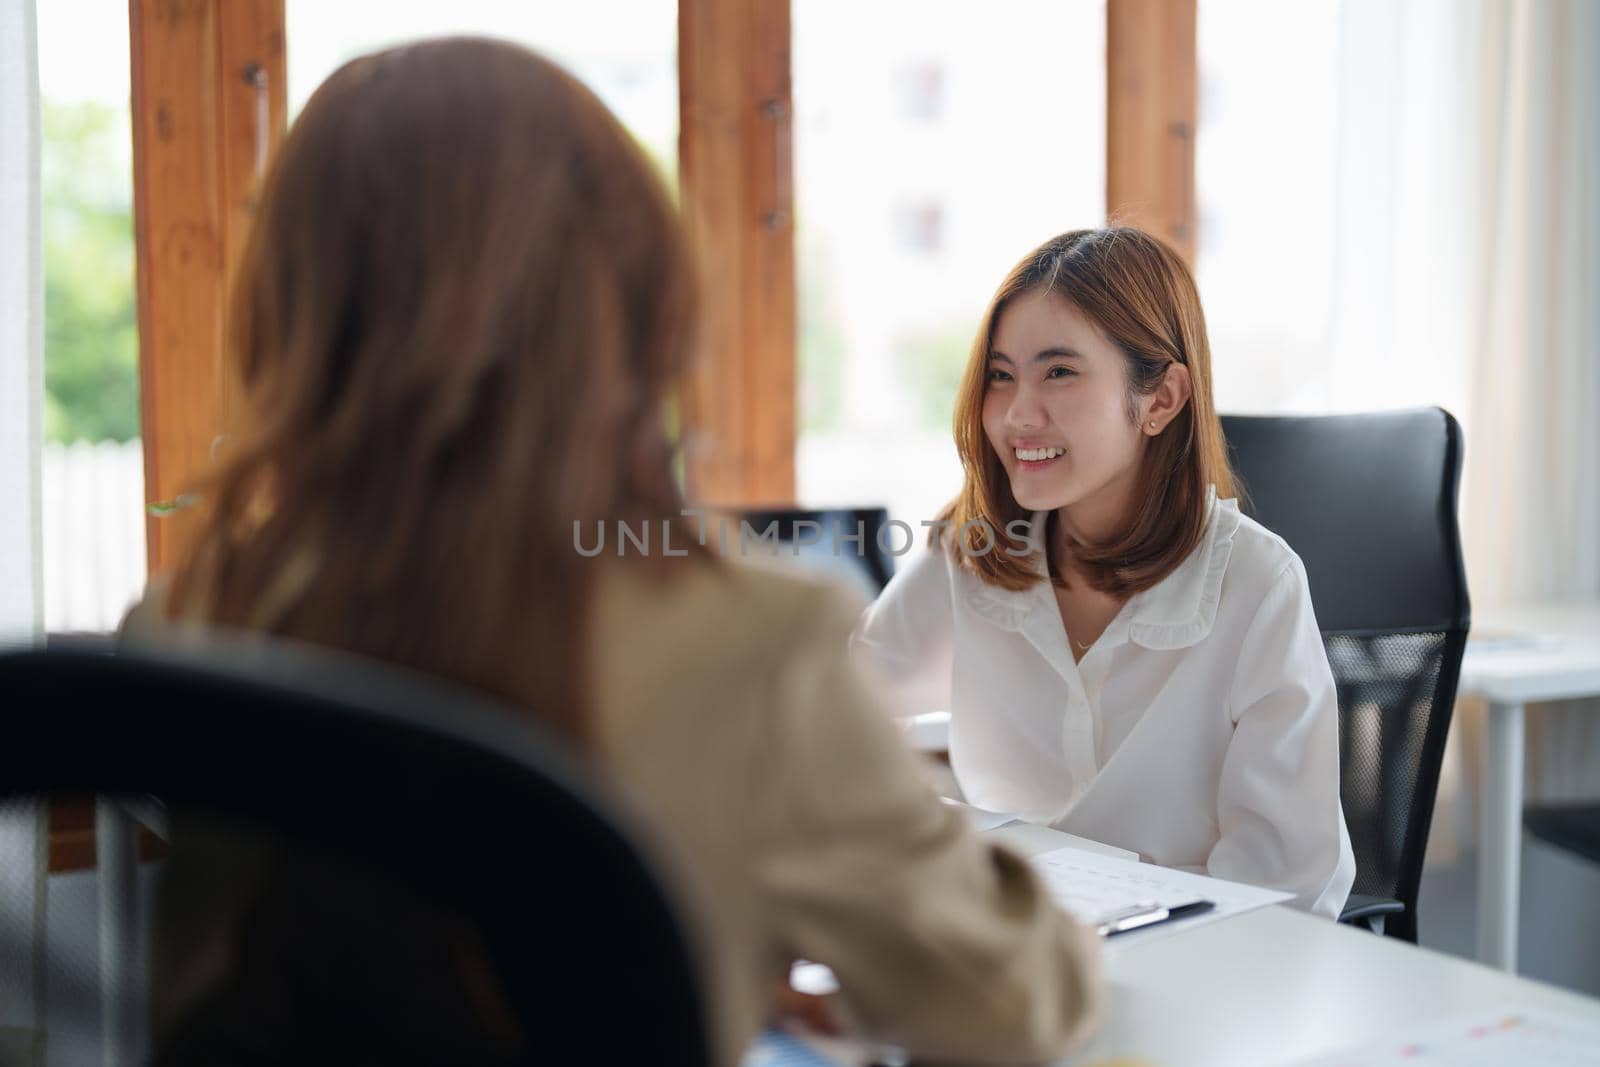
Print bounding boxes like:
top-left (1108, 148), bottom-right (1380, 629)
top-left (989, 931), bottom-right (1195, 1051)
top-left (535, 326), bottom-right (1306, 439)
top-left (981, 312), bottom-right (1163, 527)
top-left (794, 0), bottom-right (1106, 529)
top-left (894, 61), bottom-right (946, 122)
top-left (287, 1), bottom-right (678, 177)
top-left (36, 0), bottom-right (145, 632)
top-left (892, 200), bottom-right (945, 254)
top-left (1196, 0), bottom-right (1478, 422)
top-left (1194, 0), bottom-right (1341, 415)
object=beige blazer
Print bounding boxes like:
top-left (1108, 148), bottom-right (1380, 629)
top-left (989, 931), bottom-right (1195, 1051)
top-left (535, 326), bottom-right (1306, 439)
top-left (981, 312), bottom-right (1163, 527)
top-left (126, 560), bottom-right (1102, 1065)
top-left (589, 560), bottom-right (1101, 1065)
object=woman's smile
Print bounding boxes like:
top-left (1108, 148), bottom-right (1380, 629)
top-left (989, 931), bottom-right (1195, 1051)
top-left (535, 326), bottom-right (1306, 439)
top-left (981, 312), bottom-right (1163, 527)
top-left (1012, 443), bottom-right (1067, 472)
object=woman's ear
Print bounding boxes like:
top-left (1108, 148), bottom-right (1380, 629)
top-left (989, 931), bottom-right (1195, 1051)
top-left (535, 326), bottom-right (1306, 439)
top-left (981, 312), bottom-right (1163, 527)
top-left (1142, 363), bottom-right (1193, 436)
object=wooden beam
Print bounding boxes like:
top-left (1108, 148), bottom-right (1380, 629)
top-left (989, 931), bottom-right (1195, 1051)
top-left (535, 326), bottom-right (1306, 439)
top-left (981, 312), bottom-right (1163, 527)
top-left (677, 0), bottom-right (796, 507)
top-left (215, 1), bottom-right (287, 431)
top-left (1106, 0), bottom-right (1198, 262)
top-left (130, 0), bottom-right (285, 572)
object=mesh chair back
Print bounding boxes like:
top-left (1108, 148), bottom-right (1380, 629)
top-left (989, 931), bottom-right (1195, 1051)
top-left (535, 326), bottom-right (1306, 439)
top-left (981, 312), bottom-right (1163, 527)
top-left (0, 642), bottom-right (710, 1066)
top-left (1222, 409), bottom-right (1470, 941)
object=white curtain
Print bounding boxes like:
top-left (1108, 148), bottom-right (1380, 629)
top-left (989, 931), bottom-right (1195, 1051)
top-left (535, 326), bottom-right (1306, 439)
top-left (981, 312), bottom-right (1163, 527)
top-left (1200, 0), bottom-right (1600, 851)
top-left (1202, 0), bottom-right (1599, 607)
top-left (1323, 0), bottom-right (1600, 599)
top-left (1457, 0), bottom-right (1600, 610)
top-left (1328, 0), bottom-right (1600, 853)
top-left (1458, 0), bottom-right (1600, 811)
top-left (0, 0), bottom-right (47, 1060)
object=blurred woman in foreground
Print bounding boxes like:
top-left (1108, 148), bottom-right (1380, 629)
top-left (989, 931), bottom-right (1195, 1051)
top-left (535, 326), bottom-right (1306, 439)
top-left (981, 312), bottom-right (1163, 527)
top-left (149, 36), bottom-right (1101, 1066)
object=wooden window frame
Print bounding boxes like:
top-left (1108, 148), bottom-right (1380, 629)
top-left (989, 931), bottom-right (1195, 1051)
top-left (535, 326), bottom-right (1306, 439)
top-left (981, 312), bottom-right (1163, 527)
top-left (130, 0), bottom-right (803, 540)
top-left (130, 0), bottom-right (286, 574)
top-left (1106, 0), bottom-right (1199, 263)
top-left (677, 0), bottom-right (797, 507)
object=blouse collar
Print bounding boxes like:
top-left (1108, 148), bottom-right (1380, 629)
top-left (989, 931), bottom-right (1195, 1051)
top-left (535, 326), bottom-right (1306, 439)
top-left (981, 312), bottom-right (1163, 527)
top-left (963, 488), bottom-right (1240, 652)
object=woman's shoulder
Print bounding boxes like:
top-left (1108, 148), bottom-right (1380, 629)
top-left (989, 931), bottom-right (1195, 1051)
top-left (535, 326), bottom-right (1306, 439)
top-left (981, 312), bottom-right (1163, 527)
top-left (596, 557), bottom-right (863, 664)
top-left (1219, 501), bottom-right (1307, 588)
top-left (589, 559), bottom-right (876, 777)
top-left (1211, 502), bottom-right (1318, 628)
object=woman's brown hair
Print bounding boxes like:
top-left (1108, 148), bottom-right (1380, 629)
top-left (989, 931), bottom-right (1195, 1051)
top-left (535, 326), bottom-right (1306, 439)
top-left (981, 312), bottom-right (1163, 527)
top-left (166, 38), bottom-right (701, 740)
top-left (942, 227), bottom-right (1235, 598)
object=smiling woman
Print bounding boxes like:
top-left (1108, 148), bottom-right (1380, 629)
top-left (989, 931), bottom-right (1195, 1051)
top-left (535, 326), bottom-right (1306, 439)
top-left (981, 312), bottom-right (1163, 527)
top-left (947, 228), bottom-right (1232, 597)
top-left (985, 291), bottom-right (1191, 542)
top-left (852, 226), bottom-right (1357, 920)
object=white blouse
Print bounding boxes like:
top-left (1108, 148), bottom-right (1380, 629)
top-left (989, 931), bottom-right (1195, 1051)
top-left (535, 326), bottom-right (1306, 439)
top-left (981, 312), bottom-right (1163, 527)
top-left (852, 494), bottom-right (1356, 919)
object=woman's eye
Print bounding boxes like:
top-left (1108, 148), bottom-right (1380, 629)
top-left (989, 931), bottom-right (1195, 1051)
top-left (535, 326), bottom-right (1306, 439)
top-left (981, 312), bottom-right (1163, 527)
top-left (1046, 365), bottom-right (1076, 379)
top-left (987, 368), bottom-right (1013, 383)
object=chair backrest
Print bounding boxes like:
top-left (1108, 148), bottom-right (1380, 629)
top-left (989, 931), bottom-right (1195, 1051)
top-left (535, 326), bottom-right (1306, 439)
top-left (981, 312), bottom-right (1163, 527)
top-left (1221, 408), bottom-right (1471, 940)
top-left (736, 507), bottom-right (896, 597)
top-left (0, 642), bottom-right (710, 1066)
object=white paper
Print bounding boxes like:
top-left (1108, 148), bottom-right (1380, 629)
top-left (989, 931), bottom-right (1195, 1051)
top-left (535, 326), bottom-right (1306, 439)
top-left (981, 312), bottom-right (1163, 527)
top-left (1284, 1007), bottom-right (1600, 1066)
top-left (1044, 832), bottom-right (1139, 862)
top-left (1029, 844), bottom-right (1292, 947)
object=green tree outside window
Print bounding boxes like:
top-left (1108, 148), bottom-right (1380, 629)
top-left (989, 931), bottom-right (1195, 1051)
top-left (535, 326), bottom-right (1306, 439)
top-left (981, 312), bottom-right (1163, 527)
top-left (43, 100), bottom-right (139, 444)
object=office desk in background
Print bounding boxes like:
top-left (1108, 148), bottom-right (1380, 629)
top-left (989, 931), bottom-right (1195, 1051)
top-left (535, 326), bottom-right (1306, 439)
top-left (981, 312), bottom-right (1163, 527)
top-left (987, 824), bottom-right (1600, 1067)
top-left (1458, 601), bottom-right (1600, 974)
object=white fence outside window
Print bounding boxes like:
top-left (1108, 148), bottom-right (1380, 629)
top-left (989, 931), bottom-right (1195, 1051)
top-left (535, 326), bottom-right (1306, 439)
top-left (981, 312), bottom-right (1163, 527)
top-left (41, 440), bottom-right (146, 633)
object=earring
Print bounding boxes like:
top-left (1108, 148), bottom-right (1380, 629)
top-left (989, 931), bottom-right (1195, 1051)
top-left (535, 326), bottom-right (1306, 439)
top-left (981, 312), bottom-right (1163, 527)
top-left (1148, 420), bottom-right (1158, 432)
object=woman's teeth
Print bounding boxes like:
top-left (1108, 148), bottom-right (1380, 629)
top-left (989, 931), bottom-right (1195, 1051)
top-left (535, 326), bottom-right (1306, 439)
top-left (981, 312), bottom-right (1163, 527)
top-left (1015, 447), bottom-right (1064, 462)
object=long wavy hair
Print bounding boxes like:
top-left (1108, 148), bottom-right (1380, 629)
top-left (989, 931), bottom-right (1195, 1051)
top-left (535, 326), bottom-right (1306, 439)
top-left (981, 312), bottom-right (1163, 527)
top-left (166, 38), bottom-right (702, 739)
top-left (941, 228), bottom-right (1235, 597)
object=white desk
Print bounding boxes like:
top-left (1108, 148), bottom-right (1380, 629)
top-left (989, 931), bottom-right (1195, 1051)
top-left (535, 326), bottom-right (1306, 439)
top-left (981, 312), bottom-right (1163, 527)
top-left (1458, 601), bottom-right (1600, 973)
top-left (987, 824), bottom-right (1600, 1067)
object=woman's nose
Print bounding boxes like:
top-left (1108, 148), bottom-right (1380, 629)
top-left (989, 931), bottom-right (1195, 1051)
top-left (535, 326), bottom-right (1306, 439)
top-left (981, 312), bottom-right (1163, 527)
top-left (1005, 386), bottom-right (1046, 432)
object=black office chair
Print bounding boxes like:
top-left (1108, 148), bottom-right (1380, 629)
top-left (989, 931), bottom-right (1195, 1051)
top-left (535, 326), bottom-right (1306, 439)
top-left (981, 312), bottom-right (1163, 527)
top-left (736, 507), bottom-right (897, 596)
top-left (0, 642), bottom-right (710, 1066)
top-left (1222, 408), bottom-right (1471, 941)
